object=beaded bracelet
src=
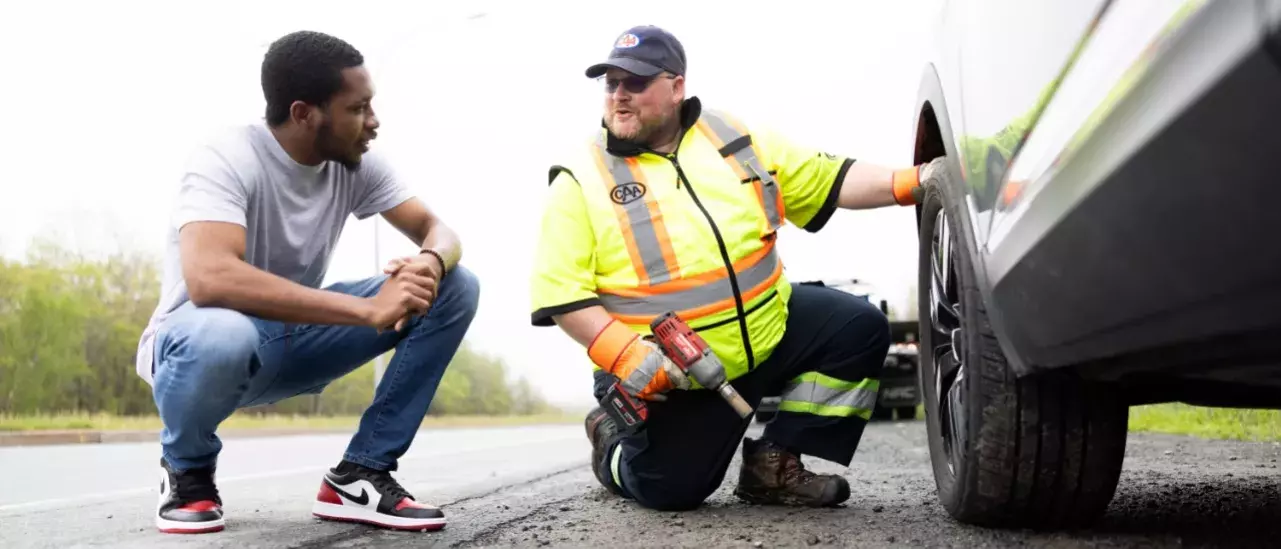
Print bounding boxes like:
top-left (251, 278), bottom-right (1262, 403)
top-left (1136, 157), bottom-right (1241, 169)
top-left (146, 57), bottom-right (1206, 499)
top-left (420, 248), bottom-right (448, 278)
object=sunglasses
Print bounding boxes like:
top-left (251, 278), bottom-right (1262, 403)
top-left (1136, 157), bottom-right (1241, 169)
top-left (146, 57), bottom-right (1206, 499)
top-left (602, 74), bottom-right (677, 93)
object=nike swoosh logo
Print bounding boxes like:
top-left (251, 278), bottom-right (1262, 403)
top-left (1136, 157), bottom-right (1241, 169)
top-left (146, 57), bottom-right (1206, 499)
top-left (325, 478), bottom-right (369, 506)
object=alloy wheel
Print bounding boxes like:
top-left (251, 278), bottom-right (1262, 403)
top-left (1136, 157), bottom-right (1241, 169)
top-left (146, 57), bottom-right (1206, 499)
top-left (928, 208), bottom-right (966, 475)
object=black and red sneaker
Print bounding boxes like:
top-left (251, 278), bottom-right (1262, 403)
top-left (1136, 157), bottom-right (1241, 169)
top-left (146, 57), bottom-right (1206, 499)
top-left (312, 461), bottom-right (445, 531)
top-left (156, 458), bottom-right (224, 534)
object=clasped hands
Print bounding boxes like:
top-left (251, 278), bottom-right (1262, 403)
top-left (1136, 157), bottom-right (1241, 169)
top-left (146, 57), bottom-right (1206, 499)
top-left (365, 252), bottom-right (446, 332)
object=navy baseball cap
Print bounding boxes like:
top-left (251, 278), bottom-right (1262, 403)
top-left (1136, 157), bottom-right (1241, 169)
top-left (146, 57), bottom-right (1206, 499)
top-left (585, 26), bottom-right (687, 78)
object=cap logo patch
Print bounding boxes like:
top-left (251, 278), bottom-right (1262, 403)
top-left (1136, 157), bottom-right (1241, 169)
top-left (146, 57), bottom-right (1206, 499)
top-left (614, 33), bottom-right (640, 48)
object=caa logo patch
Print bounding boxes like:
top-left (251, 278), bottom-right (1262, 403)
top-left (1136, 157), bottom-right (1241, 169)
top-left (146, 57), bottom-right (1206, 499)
top-left (611, 182), bottom-right (647, 204)
top-left (615, 33), bottom-right (640, 48)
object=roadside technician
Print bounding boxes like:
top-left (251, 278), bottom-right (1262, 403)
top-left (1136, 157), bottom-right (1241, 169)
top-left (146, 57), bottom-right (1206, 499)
top-left (529, 25), bottom-right (942, 510)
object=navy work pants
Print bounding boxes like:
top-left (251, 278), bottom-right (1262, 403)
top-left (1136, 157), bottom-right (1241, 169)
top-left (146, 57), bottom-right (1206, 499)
top-left (592, 282), bottom-right (891, 511)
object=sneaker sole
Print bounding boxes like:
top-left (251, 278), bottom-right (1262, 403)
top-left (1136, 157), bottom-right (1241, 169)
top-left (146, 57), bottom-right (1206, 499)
top-left (156, 515), bottom-right (225, 534)
top-left (312, 501), bottom-right (447, 531)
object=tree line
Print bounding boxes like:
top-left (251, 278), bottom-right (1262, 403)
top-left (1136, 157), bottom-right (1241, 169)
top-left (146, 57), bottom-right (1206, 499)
top-left (0, 239), bottom-right (558, 417)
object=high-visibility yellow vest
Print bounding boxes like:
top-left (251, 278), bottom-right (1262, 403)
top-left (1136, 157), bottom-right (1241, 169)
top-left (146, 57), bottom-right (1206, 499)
top-left (530, 98), bottom-right (851, 383)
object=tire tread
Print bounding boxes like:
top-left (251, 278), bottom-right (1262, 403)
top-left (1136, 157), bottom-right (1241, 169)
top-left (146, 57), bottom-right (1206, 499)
top-left (920, 181), bottom-right (1128, 531)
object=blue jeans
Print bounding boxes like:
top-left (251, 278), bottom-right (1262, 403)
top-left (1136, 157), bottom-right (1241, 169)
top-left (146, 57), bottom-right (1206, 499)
top-left (150, 266), bottom-right (480, 472)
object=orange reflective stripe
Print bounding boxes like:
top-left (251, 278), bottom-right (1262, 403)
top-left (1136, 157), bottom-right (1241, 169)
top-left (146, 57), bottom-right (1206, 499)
top-left (696, 119), bottom-right (751, 181)
top-left (599, 245), bottom-right (782, 323)
top-left (593, 145), bottom-right (650, 285)
top-left (594, 141), bottom-right (679, 285)
top-left (751, 179), bottom-right (768, 223)
top-left (598, 241), bottom-right (775, 298)
top-left (606, 249), bottom-right (783, 326)
top-left (698, 111), bottom-right (784, 231)
top-left (697, 116), bottom-right (767, 223)
top-left (678, 255), bottom-right (781, 321)
top-left (623, 160), bottom-right (681, 281)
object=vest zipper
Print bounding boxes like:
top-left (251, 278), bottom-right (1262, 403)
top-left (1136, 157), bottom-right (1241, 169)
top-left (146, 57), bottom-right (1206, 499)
top-left (664, 154), bottom-right (755, 371)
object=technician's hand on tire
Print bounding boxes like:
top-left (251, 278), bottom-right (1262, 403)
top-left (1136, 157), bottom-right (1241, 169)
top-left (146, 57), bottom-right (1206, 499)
top-left (914, 156), bottom-right (946, 204)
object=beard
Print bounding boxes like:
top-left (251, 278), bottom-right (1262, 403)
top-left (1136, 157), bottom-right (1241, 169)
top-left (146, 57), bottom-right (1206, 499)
top-left (315, 119), bottom-right (361, 170)
top-left (608, 108), bottom-right (676, 148)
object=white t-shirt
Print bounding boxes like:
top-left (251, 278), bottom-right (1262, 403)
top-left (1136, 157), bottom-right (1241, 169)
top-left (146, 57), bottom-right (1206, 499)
top-left (134, 122), bottom-right (413, 385)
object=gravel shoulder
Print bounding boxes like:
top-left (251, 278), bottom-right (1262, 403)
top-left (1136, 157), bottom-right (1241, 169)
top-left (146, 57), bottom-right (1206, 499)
top-left (439, 421), bottom-right (1281, 549)
top-left (8, 421), bottom-right (1277, 548)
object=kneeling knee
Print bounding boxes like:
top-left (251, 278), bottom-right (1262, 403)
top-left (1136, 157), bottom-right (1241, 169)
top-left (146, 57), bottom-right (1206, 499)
top-left (839, 298), bottom-right (892, 365)
top-left (865, 310), bottom-right (891, 355)
top-left (626, 473), bottom-right (715, 511)
top-left (632, 487), bottom-right (710, 512)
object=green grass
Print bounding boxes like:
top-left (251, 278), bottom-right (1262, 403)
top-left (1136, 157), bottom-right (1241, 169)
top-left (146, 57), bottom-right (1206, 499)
top-left (24, 404), bottom-right (1276, 442)
top-left (1128, 403), bottom-right (1281, 442)
top-left (904, 403), bottom-right (1281, 442)
top-left (0, 412), bottom-right (580, 432)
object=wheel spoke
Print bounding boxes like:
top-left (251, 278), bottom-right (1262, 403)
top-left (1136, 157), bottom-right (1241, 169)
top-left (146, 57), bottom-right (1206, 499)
top-left (929, 210), bottom-right (960, 333)
top-left (945, 362), bottom-right (967, 467)
top-left (934, 346), bottom-right (961, 385)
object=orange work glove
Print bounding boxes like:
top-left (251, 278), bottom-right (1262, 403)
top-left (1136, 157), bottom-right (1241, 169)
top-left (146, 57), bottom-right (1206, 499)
top-left (587, 320), bottom-right (691, 401)
top-left (892, 156), bottom-right (945, 206)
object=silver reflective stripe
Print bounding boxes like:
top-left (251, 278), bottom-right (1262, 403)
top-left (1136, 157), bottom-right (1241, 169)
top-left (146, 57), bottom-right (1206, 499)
top-left (621, 351), bottom-right (664, 395)
top-left (598, 247), bottom-right (780, 317)
top-left (596, 141), bottom-right (674, 285)
top-left (700, 111), bottom-right (784, 231)
top-left (779, 374), bottom-right (880, 419)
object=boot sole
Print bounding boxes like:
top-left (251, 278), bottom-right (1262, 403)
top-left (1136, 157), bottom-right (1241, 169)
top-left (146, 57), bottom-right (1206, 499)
top-left (733, 480), bottom-right (851, 508)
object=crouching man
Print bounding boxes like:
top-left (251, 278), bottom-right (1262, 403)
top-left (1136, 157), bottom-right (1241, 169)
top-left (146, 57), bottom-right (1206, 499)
top-left (135, 30), bottom-right (480, 534)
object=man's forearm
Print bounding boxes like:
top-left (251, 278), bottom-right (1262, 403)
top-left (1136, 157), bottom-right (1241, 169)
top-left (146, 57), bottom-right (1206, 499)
top-left (553, 306), bottom-right (617, 349)
top-left (835, 162), bottom-right (898, 210)
top-left (419, 220), bottom-right (462, 272)
top-left (188, 259), bottom-right (371, 325)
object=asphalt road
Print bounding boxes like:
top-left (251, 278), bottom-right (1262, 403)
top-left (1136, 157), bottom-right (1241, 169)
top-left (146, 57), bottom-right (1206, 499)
top-left (2, 420), bottom-right (1280, 548)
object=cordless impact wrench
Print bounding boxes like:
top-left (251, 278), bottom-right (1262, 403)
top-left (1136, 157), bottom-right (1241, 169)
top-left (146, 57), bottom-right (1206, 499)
top-left (601, 311), bottom-right (754, 435)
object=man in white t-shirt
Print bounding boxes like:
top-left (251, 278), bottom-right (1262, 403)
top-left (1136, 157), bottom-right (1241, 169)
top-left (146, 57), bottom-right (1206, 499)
top-left (137, 30), bottom-right (479, 534)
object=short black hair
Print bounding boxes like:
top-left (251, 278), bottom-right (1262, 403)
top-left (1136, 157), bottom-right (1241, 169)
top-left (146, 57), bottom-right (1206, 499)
top-left (261, 30), bottom-right (365, 127)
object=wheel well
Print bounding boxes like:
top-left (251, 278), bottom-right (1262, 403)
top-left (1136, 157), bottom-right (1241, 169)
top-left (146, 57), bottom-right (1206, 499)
top-left (912, 101), bottom-right (947, 228)
top-left (914, 102), bottom-right (946, 166)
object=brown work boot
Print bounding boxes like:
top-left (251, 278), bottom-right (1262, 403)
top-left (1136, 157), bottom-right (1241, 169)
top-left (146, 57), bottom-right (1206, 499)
top-left (585, 407), bottom-right (625, 497)
top-left (733, 437), bottom-right (850, 507)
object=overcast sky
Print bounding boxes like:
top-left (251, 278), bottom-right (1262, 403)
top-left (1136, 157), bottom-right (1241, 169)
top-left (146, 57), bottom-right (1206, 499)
top-left (0, 0), bottom-right (942, 409)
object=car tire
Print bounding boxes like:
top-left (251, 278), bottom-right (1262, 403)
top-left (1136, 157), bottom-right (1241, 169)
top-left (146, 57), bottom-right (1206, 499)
top-left (895, 406), bottom-right (917, 421)
top-left (917, 168), bottom-right (1129, 530)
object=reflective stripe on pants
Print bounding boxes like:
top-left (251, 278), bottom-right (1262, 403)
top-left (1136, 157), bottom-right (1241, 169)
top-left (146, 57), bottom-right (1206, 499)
top-left (778, 372), bottom-right (880, 420)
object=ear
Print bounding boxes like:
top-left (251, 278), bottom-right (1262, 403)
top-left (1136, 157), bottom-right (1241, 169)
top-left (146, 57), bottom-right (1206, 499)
top-left (288, 100), bottom-right (317, 127)
top-left (671, 75), bottom-right (686, 104)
